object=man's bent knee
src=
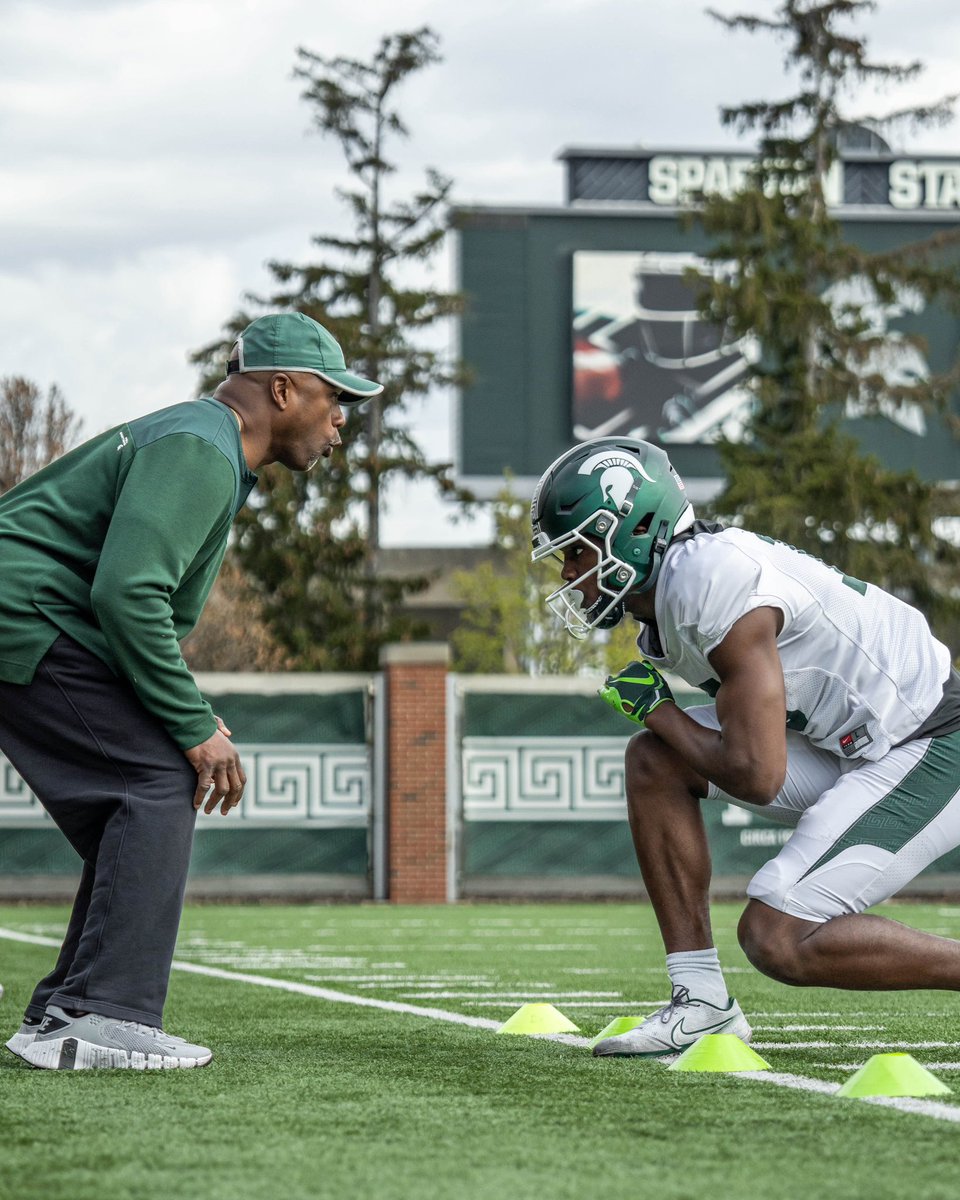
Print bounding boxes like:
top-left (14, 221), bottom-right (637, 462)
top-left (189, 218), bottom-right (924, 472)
top-left (738, 900), bottom-right (819, 986)
top-left (625, 728), bottom-right (705, 801)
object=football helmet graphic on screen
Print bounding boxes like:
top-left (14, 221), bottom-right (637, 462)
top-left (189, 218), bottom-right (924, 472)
top-left (572, 253), bottom-right (757, 445)
top-left (531, 437), bottom-right (694, 638)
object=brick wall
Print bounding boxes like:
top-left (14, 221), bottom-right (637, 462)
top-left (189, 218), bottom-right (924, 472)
top-left (381, 643), bottom-right (449, 903)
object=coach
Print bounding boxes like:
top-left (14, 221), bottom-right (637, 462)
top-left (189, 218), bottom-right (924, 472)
top-left (0, 312), bottom-right (381, 1071)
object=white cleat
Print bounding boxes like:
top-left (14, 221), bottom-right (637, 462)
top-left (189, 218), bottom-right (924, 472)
top-left (593, 985), bottom-right (752, 1058)
top-left (2, 983), bottom-right (46, 1063)
top-left (21, 1006), bottom-right (213, 1070)
top-left (5, 1018), bottom-right (42, 1061)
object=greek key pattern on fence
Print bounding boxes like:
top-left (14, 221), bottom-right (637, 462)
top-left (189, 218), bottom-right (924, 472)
top-left (0, 745), bottom-right (371, 827)
top-left (0, 757), bottom-right (39, 821)
top-left (461, 737), bottom-right (629, 820)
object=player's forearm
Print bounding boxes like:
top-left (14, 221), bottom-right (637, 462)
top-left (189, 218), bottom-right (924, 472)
top-left (643, 703), bottom-right (784, 805)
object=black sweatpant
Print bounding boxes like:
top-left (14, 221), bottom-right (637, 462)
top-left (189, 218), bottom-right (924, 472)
top-left (0, 635), bottom-right (198, 1025)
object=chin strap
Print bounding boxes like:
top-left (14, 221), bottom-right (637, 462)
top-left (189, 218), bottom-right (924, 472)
top-left (588, 598), bottom-right (626, 630)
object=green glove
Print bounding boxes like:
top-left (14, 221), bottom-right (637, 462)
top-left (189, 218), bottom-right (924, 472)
top-left (599, 660), bottom-right (675, 725)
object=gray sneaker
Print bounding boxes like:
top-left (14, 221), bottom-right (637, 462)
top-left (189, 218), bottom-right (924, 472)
top-left (593, 985), bottom-right (752, 1057)
top-left (5, 1015), bottom-right (43, 1061)
top-left (21, 1006), bottom-right (213, 1070)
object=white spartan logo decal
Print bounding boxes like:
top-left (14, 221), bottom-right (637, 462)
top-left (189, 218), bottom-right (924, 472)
top-left (577, 449), bottom-right (656, 509)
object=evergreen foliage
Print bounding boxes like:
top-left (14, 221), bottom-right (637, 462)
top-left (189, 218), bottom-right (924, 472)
top-left (696, 0), bottom-right (960, 641)
top-left (192, 28), bottom-right (468, 669)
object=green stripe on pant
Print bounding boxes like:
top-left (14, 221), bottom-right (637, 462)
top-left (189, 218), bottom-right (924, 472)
top-left (800, 730), bottom-right (960, 880)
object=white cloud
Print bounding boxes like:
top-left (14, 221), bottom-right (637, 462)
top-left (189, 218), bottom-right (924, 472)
top-left (1, 0), bottom-right (958, 547)
top-left (0, 246), bottom-right (240, 429)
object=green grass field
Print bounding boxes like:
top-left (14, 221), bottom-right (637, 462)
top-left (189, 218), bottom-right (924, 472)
top-left (2, 900), bottom-right (960, 1200)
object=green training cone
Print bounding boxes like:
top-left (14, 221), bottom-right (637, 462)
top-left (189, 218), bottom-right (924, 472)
top-left (667, 1034), bottom-right (770, 1073)
top-left (589, 1016), bottom-right (646, 1049)
top-left (837, 1053), bottom-right (952, 1098)
top-left (497, 1003), bottom-right (580, 1035)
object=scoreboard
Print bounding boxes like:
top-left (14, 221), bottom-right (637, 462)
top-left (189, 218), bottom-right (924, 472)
top-left (453, 145), bottom-right (960, 501)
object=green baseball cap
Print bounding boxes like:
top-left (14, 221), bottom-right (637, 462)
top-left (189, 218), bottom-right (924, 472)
top-left (227, 312), bottom-right (383, 401)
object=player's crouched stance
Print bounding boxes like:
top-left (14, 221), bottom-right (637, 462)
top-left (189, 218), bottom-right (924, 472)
top-left (531, 437), bottom-right (960, 1059)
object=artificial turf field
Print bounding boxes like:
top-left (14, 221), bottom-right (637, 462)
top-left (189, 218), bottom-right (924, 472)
top-left (2, 901), bottom-right (960, 1200)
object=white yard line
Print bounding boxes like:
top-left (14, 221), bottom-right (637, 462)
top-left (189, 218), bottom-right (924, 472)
top-left (736, 1071), bottom-right (960, 1124)
top-left (0, 928), bottom-right (503, 1033)
top-left (170, 961), bottom-right (508, 1031)
top-left (301, 976), bottom-right (498, 984)
top-left (2, 926), bottom-right (957, 1125)
top-left (750, 1011), bottom-right (872, 1017)
top-left (399, 990), bottom-right (624, 1000)
top-left (1, 928), bottom-right (72, 950)
top-left (816, 1062), bottom-right (960, 1072)
top-left (754, 1040), bottom-right (960, 1050)
top-left (465, 999), bottom-right (666, 1008)
top-left (755, 1025), bottom-right (886, 1032)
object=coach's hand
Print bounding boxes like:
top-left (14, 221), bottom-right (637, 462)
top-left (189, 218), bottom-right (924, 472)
top-left (599, 660), bottom-right (675, 726)
top-left (186, 726), bottom-right (246, 816)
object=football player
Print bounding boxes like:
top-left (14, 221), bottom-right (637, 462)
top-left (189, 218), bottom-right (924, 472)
top-left (532, 437), bottom-right (960, 1057)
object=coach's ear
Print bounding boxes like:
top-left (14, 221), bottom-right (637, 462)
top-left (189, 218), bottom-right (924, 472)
top-left (269, 373), bottom-right (293, 410)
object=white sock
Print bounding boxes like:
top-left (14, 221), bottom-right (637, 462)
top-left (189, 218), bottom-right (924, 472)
top-left (665, 947), bottom-right (729, 1007)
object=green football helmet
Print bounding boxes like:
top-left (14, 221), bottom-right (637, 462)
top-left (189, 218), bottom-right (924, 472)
top-left (530, 437), bottom-right (694, 638)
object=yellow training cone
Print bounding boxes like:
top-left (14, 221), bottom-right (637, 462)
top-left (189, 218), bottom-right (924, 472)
top-left (497, 1003), bottom-right (580, 1035)
top-left (837, 1053), bottom-right (952, 1098)
top-left (589, 1017), bottom-right (646, 1049)
top-left (667, 1034), bottom-right (770, 1073)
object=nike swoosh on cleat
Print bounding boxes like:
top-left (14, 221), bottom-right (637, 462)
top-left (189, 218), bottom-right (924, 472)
top-left (669, 1014), bottom-right (739, 1049)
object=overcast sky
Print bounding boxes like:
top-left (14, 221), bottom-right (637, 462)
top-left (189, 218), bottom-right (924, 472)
top-left (3, 0), bottom-right (959, 544)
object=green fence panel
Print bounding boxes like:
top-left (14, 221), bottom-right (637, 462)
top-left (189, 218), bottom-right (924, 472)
top-left (0, 829), bottom-right (81, 875)
top-left (463, 820), bottom-right (637, 876)
top-left (202, 691), bottom-right (366, 744)
top-left (465, 691), bottom-right (634, 738)
top-left (0, 685), bottom-right (372, 887)
top-left (189, 828), bottom-right (368, 876)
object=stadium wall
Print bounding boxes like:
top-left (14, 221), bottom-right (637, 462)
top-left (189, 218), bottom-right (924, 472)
top-left (4, 647), bottom-right (960, 901)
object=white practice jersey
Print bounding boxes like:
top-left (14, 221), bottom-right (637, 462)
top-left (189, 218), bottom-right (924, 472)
top-left (637, 527), bottom-right (951, 762)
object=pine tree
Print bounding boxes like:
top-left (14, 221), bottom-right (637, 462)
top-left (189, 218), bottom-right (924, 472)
top-left (696, 0), bottom-right (960, 640)
top-left (192, 27), bottom-right (468, 670)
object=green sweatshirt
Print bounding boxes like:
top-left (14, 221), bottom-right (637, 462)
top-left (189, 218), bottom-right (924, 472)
top-left (0, 398), bottom-right (257, 749)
